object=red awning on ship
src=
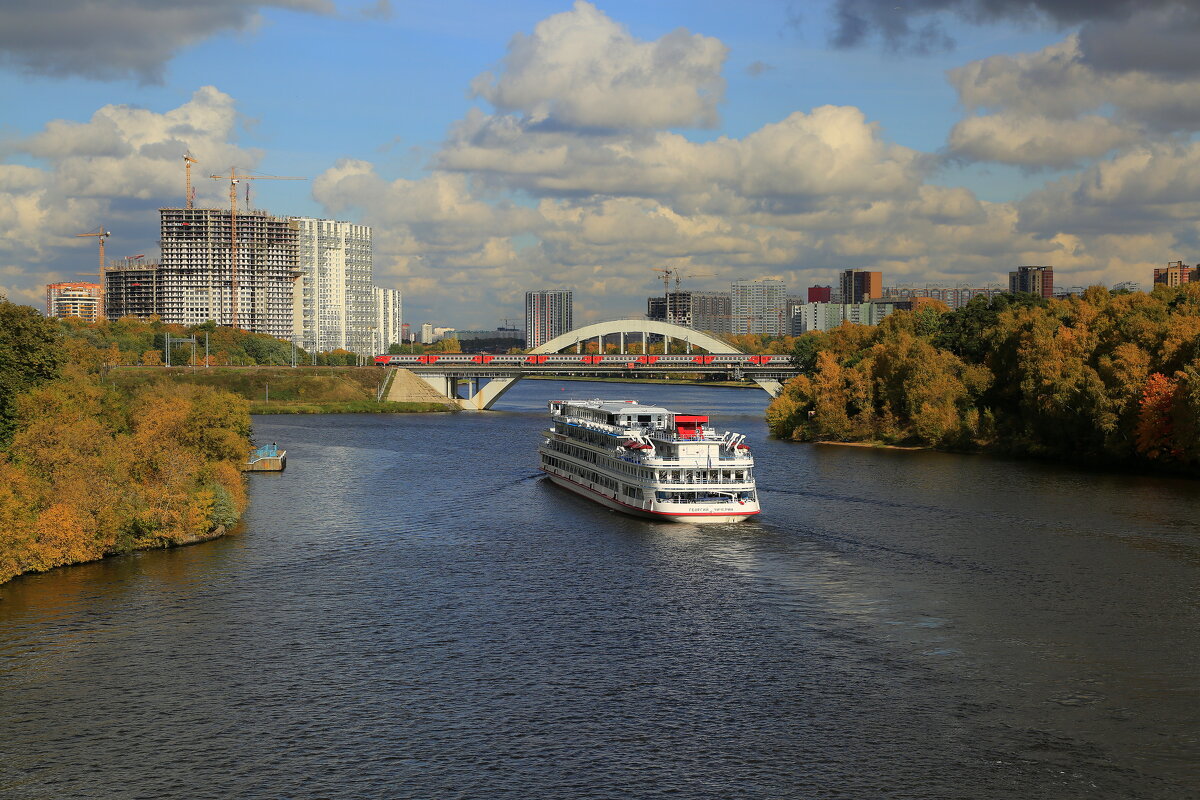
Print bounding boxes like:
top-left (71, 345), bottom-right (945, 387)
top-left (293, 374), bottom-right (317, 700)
top-left (674, 415), bottom-right (708, 438)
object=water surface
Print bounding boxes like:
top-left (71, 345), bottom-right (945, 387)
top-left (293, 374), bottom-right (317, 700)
top-left (1, 380), bottom-right (1197, 798)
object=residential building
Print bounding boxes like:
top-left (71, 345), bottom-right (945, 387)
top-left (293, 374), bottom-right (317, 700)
top-left (158, 207), bottom-right (299, 337)
top-left (420, 323), bottom-right (435, 344)
top-left (45, 282), bottom-right (102, 322)
top-left (1152, 261), bottom-right (1196, 287)
top-left (883, 284), bottom-right (1006, 310)
top-left (103, 262), bottom-right (161, 320)
top-left (807, 286), bottom-right (832, 303)
top-left (1009, 265), bottom-right (1054, 298)
top-left (790, 301), bottom-right (897, 334)
top-left (731, 279), bottom-right (786, 335)
top-left (647, 290), bottom-right (731, 334)
top-left (1111, 280), bottom-right (1141, 293)
top-left (526, 289), bottom-right (573, 349)
top-left (839, 270), bottom-right (883, 304)
top-left (292, 218), bottom-right (375, 354)
top-left (456, 328), bottom-right (525, 343)
top-left (373, 285), bottom-right (403, 354)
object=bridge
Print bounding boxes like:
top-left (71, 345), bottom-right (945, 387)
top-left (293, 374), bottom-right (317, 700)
top-left (397, 320), bottom-right (798, 410)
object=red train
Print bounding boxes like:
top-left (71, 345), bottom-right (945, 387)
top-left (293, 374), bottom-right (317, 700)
top-left (373, 353), bottom-right (782, 367)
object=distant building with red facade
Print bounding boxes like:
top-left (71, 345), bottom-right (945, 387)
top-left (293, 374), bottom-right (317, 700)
top-left (807, 285), bottom-right (832, 303)
top-left (45, 282), bottom-right (102, 323)
top-left (1153, 261), bottom-right (1196, 287)
top-left (1009, 266), bottom-right (1054, 298)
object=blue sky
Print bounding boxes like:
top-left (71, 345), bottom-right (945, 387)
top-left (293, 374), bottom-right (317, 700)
top-left (2, 0), bottom-right (1196, 326)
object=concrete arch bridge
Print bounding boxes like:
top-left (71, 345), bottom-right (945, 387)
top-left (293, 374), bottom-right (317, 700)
top-left (386, 320), bottom-right (797, 411)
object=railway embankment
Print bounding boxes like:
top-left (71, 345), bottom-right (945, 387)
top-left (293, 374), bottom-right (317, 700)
top-left (107, 366), bottom-right (454, 413)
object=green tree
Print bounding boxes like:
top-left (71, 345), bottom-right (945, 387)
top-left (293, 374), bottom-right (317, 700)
top-left (0, 299), bottom-right (66, 447)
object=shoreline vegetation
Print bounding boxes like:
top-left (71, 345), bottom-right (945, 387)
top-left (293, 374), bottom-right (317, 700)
top-left (0, 300), bottom-right (253, 586)
top-left (767, 285), bottom-right (1200, 477)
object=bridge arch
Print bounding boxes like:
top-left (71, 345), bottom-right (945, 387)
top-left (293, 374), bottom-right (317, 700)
top-left (532, 320), bottom-right (741, 356)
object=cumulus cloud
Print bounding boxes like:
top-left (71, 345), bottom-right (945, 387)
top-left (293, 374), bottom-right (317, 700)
top-left (1019, 141), bottom-right (1200, 235)
top-left (947, 114), bottom-right (1141, 168)
top-left (470, 1), bottom-right (727, 130)
top-left (0, 0), bottom-right (332, 83)
top-left (945, 34), bottom-right (1200, 165)
top-left (440, 105), bottom-right (926, 208)
top-left (0, 86), bottom-right (261, 287)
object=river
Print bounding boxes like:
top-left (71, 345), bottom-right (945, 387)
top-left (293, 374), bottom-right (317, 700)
top-left (1, 379), bottom-right (1197, 799)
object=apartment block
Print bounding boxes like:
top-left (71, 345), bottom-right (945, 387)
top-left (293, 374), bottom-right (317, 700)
top-left (45, 282), bottom-right (102, 323)
top-left (839, 270), bottom-right (883, 304)
top-left (373, 286), bottom-right (403, 354)
top-left (647, 290), bottom-right (731, 334)
top-left (526, 289), bottom-right (573, 349)
top-left (1009, 265), bottom-right (1054, 298)
top-left (1153, 261), bottom-right (1197, 288)
top-left (293, 218), bottom-right (375, 353)
top-left (790, 301), bottom-right (897, 334)
top-left (159, 207), bottom-right (299, 338)
top-left (883, 284), bottom-right (1006, 310)
top-left (731, 279), bottom-right (786, 335)
top-left (103, 263), bottom-right (161, 320)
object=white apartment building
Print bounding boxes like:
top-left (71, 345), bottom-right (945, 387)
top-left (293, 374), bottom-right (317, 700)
top-left (45, 282), bottom-right (102, 323)
top-left (526, 289), bottom-right (573, 349)
top-left (372, 286), bottom-right (403, 354)
top-left (791, 302), bottom-right (897, 333)
top-left (731, 279), bottom-right (786, 336)
top-left (292, 218), bottom-right (375, 354)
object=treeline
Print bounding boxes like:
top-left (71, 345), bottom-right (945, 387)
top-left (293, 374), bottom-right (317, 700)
top-left (0, 300), bottom-right (252, 585)
top-left (60, 315), bottom-right (367, 366)
top-left (767, 286), bottom-right (1200, 473)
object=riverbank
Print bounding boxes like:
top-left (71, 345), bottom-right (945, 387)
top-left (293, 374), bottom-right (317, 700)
top-left (814, 440), bottom-right (926, 451)
top-left (252, 399), bottom-right (454, 414)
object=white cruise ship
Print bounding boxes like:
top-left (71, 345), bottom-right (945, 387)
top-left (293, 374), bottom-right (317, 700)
top-left (538, 399), bottom-right (760, 523)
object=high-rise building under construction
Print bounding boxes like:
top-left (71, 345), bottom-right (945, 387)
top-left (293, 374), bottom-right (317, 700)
top-left (158, 207), bottom-right (299, 337)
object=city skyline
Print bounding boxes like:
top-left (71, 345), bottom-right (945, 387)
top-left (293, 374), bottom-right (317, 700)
top-left (2, 1), bottom-right (1197, 326)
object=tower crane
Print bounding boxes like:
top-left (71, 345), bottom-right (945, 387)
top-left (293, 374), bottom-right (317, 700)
top-left (183, 153), bottom-right (198, 209)
top-left (652, 266), bottom-right (677, 321)
top-left (75, 226), bottom-right (111, 269)
top-left (208, 168), bottom-right (306, 329)
top-left (667, 272), bottom-right (715, 325)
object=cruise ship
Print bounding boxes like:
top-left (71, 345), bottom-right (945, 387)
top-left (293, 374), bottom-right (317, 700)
top-left (538, 399), bottom-right (760, 523)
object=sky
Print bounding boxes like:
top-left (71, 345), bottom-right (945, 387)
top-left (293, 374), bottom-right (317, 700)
top-left (3, 0), bottom-right (1200, 327)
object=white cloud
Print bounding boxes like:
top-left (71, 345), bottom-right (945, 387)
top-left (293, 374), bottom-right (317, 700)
top-left (947, 34), bottom-right (1200, 166)
top-left (947, 114), bottom-right (1141, 168)
top-left (1019, 141), bottom-right (1200, 235)
top-left (441, 105), bottom-right (925, 207)
top-left (0, 87), bottom-right (262, 288)
top-left (470, 1), bottom-right (727, 130)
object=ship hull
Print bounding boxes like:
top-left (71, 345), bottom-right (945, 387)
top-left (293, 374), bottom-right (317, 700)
top-left (542, 469), bottom-right (760, 524)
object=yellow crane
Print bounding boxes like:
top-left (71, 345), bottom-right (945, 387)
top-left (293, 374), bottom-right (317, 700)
top-left (183, 153), bottom-right (198, 209)
top-left (75, 226), bottom-right (111, 270)
top-left (209, 168), bottom-right (306, 329)
top-left (652, 266), bottom-right (677, 321)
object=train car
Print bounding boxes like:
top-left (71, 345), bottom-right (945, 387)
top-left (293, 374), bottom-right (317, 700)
top-left (374, 352), bottom-right (784, 367)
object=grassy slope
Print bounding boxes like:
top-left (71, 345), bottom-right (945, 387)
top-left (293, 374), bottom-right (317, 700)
top-left (107, 366), bottom-right (453, 413)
